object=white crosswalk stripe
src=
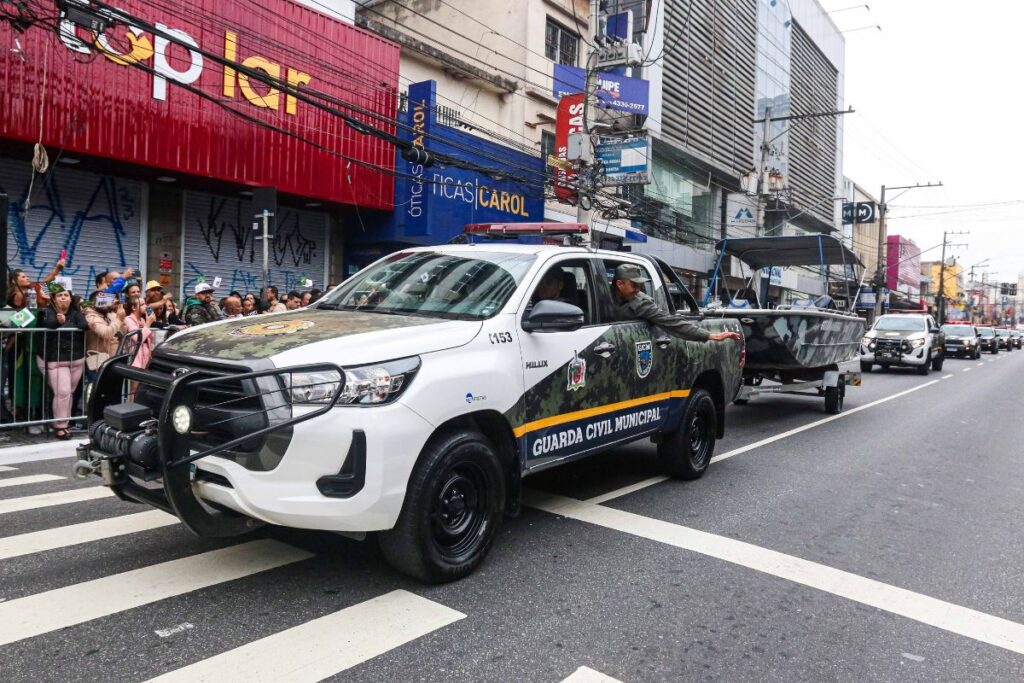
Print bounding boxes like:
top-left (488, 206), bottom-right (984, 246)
top-left (146, 590), bottom-right (465, 683)
top-left (0, 465), bottom-right (17, 472)
top-left (562, 666), bottom-right (625, 683)
top-left (0, 486), bottom-right (113, 515)
top-left (0, 539), bottom-right (313, 647)
top-left (0, 510), bottom-right (178, 561)
top-left (0, 473), bottom-right (64, 488)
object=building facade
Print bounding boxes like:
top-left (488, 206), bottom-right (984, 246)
top-left (3, 0), bottom-right (392, 299)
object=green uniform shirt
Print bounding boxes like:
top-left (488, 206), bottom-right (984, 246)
top-left (613, 291), bottom-right (711, 342)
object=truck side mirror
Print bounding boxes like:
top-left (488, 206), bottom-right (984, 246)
top-left (522, 300), bottom-right (584, 333)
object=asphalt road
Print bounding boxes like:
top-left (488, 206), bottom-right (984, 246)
top-left (1, 351), bottom-right (1022, 681)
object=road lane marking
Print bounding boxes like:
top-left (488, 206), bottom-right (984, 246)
top-left (941, 374), bottom-right (953, 379)
top-left (0, 441), bottom-right (75, 466)
top-left (0, 510), bottom-right (178, 561)
top-left (146, 590), bottom-right (465, 683)
top-left (0, 474), bottom-right (64, 489)
top-left (589, 379), bottom-right (943, 503)
top-left (587, 476), bottom-right (669, 505)
top-left (0, 487), bottom-right (113, 515)
top-left (562, 666), bottom-right (624, 683)
top-left (962, 367), bottom-right (972, 373)
top-left (0, 539), bottom-right (313, 647)
top-left (526, 491), bottom-right (1024, 657)
top-left (0, 466), bottom-right (17, 472)
top-left (710, 379), bottom-right (941, 465)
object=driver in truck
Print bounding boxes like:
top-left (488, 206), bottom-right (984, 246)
top-left (612, 264), bottom-right (742, 343)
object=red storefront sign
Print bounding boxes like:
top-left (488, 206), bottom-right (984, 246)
top-left (554, 93), bottom-right (585, 202)
top-left (0, 0), bottom-right (399, 209)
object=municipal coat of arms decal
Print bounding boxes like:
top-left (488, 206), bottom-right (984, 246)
top-left (635, 340), bottom-right (653, 379)
top-left (567, 350), bottom-right (587, 391)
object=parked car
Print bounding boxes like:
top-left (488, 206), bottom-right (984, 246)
top-left (860, 313), bottom-right (944, 374)
top-left (995, 328), bottom-right (1014, 351)
top-left (941, 323), bottom-right (981, 359)
top-left (976, 326), bottom-right (999, 354)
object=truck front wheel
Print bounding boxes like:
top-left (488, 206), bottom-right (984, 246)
top-left (658, 388), bottom-right (717, 480)
top-left (378, 430), bottom-right (505, 583)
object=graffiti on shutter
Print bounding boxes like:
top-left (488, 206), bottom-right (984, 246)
top-left (2, 161), bottom-right (142, 296)
top-left (182, 190), bottom-right (327, 296)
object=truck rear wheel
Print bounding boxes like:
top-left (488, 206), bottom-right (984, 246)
top-left (658, 388), bottom-right (716, 480)
top-left (378, 430), bottom-right (505, 583)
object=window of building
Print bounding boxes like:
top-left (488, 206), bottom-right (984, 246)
top-left (545, 18), bottom-right (579, 66)
top-left (540, 130), bottom-right (556, 163)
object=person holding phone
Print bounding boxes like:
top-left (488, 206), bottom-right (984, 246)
top-left (123, 295), bottom-right (156, 369)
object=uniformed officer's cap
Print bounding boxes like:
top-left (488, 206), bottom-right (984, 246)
top-left (614, 264), bottom-right (650, 284)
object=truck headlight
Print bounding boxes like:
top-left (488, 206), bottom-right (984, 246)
top-left (287, 357), bottom-right (420, 406)
top-left (337, 357), bottom-right (420, 405)
top-left (285, 370), bottom-right (344, 404)
top-left (911, 338), bottom-right (926, 348)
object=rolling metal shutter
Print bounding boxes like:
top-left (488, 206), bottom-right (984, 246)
top-left (182, 190), bottom-right (329, 298)
top-left (789, 22), bottom-right (839, 228)
top-left (662, 0), bottom-right (758, 178)
top-left (2, 159), bottom-right (143, 296)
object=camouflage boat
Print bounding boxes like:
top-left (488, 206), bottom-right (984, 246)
top-left (702, 235), bottom-right (866, 377)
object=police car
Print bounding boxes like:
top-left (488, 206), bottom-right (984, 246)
top-left (78, 225), bottom-right (743, 582)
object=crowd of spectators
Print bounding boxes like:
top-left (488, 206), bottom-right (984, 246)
top-left (3, 262), bottom-right (325, 437)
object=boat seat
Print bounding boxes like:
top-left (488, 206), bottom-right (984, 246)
top-left (732, 288), bottom-right (761, 309)
top-left (728, 299), bottom-right (752, 308)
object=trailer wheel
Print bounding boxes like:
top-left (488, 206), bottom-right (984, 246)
top-left (824, 377), bottom-right (845, 415)
top-left (658, 388), bottom-right (716, 480)
top-left (378, 430), bottom-right (504, 583)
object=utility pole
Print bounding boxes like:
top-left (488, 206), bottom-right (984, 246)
top-left (253, 209), bottom-right (274, 300)
top-left (755, 106), bottom-right (772, 236)
top-left (874, 181), bottom-right (943, 319)
top-left (935, 230), bottom-right (968, 324)
top-left (576, 0), bottom-right (600, 233)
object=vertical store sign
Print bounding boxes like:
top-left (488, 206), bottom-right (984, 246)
top-left (403, 80), bottom-right (435, 236)
top-left (554, 93), bottom-right (585, 203)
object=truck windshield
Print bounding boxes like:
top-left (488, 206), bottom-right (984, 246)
top-left (318, 251), bottom-right (536, 320)
top-left (942, 325), bottom-right (975, 337)
top-left (874, 317), bottom-right (925, 332)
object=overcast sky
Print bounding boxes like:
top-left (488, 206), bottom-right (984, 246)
top-left (819, 0), bottom-right (1022, 284)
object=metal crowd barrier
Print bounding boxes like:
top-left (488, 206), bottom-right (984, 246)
top-left (1, 326), bottom-right (90, 431)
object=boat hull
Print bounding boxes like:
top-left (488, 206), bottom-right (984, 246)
top-left (707, 309), bottom-right (866, 373)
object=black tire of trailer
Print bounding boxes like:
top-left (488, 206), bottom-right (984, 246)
top-left (378, 430), bottom-right (505, 583)
top-left (658, 388), bottom-right (716, 480)
top-left (824, 377), bottom-right (845, 415)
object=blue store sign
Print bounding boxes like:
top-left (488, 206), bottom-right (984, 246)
top-left (352, 81), bottom-right (545, 251)
top-left (553, 64), bottom-right (650, 115)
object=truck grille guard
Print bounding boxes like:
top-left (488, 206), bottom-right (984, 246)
top-left (78, 354), bottom-right (344, 538)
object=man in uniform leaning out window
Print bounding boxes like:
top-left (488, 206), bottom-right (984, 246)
top-left (611, 264), bottom-right (741, 343)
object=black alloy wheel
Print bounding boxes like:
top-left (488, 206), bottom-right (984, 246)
top-left (378, 430), bottom-right (505, 583)
top-left (658, 388), bottom-right (717, 480)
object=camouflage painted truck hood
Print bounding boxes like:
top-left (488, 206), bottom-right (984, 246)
top-left (159, 310), bottom-right (481, 364)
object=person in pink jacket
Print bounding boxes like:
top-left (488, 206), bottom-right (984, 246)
top-left (123, 295), bottom-right (157, 369)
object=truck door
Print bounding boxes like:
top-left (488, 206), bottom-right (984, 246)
top-left (516, 258), bottom-right (622, 470)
